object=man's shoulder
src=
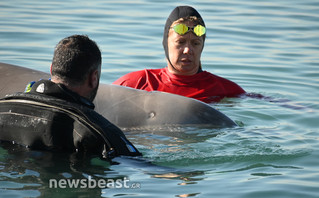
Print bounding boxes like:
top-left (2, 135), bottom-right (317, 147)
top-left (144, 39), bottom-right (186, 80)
top-left (123, 68), bottom-right (163, 77)
top-left (201, 71), bottom-right (235, 83)
top-left (29, 79), bottom-right (95, 109)
top-left (201, 71), bottom-right (245, 93)
top-left (113, 68), bottom-right (163, 85)
top-left (1, 90), bottom-right (120, 137)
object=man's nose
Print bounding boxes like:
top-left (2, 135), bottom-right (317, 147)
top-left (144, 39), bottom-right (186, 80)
top-left (183, 44), bottom-right (193, 54)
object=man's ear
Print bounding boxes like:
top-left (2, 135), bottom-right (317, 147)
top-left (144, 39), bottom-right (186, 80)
top-left (89, 70), bottom-right (99, 88)
top-left (50, 64), bottom-right (53, 75)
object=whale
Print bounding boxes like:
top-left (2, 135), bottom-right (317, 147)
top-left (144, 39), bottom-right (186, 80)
top-left (0, 62), bottom-right (236, 129)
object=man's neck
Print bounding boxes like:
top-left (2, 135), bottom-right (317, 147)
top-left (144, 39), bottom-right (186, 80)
top-left (51, 76), bottom-right (91, 100)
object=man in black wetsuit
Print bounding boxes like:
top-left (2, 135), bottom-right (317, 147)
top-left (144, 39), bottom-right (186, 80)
top-left (0, 35), bottom-right (141, 159)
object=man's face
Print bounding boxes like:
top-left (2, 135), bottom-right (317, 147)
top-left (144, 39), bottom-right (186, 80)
top-left (88, 65), bottom-right (101, 101)
top-left (167, 21), bottom-right (204, 76)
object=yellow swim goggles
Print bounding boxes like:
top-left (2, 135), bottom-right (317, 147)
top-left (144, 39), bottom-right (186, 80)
top-left (171, 23), bottom-right (206, 37)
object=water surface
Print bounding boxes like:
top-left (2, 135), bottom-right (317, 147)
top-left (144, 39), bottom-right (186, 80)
top-left (0, 0), bottom-right (319, 197)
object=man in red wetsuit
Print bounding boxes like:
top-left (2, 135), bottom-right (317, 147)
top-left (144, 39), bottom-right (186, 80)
top-left (113, 6), bottom-right (245, 103)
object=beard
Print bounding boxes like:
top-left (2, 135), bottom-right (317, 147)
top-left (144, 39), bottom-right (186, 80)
top-left (88, 81), bottom-right (99, 102)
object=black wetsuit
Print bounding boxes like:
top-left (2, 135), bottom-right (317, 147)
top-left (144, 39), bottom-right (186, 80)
top-left (0, 80), bottom-right (141, 159)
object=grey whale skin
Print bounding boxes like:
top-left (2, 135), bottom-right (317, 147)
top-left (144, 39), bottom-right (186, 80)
top-left (0, 62), bottom-right (236, 129)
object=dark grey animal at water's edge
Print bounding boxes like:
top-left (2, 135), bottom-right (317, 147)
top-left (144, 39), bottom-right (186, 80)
top-left (0, 62), bottom-right (236, 129)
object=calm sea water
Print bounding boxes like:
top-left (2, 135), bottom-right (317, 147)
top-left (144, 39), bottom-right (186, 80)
top-left (1, 0), bottom-right (319, 197)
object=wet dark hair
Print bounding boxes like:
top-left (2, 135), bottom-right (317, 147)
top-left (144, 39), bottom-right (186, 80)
top-left (51, 35), bottom-right (101, 85)
top-left (162, 6), bottom-right (206, 62)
